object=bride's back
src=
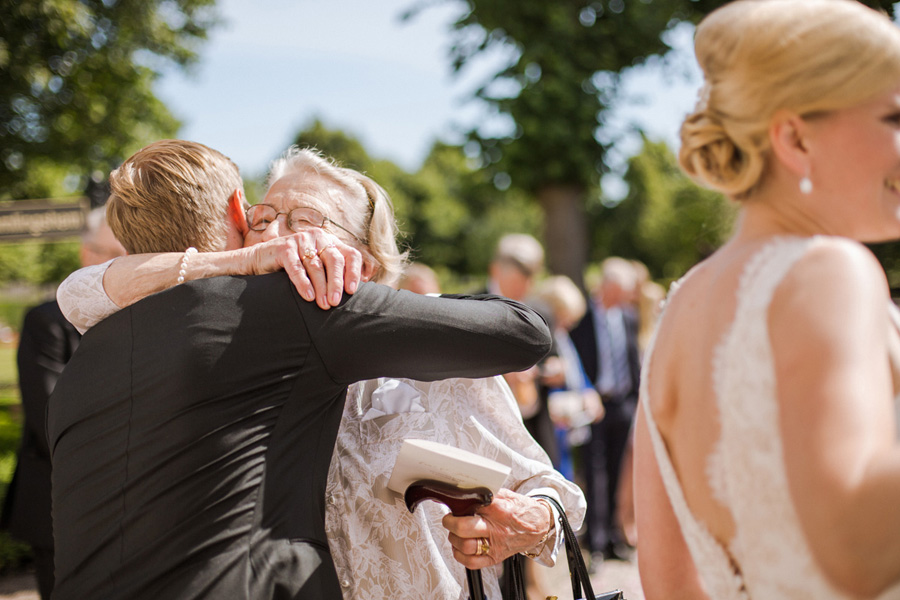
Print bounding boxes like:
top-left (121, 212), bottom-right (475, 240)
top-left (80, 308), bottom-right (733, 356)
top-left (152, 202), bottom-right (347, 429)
top-left (645, 241), bottom-right (757, 549)
top-left (636, 0), bottom-right (900, 597)
top-left (642, 236), bottom-right (900, 598)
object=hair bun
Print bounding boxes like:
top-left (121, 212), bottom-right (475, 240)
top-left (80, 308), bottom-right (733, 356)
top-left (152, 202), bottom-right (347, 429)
top-left (678, 108), bottom-right (764, 199)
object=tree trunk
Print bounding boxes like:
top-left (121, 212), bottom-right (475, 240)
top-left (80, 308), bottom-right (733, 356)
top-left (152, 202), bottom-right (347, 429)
top-left (537, 183), bottom-right (589, 291)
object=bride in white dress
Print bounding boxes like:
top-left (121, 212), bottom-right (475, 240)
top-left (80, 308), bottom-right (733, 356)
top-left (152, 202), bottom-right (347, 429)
top-left (634, 1), bottom-right (900, 598)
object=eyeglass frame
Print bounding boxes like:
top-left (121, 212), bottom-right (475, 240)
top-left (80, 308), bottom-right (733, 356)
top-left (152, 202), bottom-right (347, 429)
top-left (245, 203), bottom-right (366, 244)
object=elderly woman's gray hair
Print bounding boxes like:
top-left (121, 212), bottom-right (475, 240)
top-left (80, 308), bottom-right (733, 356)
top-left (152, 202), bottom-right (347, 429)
top-left (267, 146), bottom-right (407, 287)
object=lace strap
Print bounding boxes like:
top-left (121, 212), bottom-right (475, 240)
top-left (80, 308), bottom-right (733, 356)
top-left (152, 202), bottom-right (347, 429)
top-left (641, 397), bottom-right (748, 598)
top-left (641, 399), bottom-right (699, 535)
top-left (732, 236), bottom-right (825, 322)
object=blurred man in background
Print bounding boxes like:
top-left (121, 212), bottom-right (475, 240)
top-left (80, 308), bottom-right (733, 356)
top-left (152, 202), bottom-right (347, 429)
top-left (0, 207), bottom-right (125, 599)
top-left (570, 257), bottom-right (641, 564)
top-left (483, 234), bottom-right (561, 468)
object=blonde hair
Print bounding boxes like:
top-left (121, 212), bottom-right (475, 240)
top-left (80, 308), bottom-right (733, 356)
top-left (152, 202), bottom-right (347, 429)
top-left (267, 147), bottom-right (407, 287)
top-left (107, 139), bottom-right (243, 254)
top-left (637, 280), bottom-right (666, 353)
top-left (680, 0), bottom-right (900, 199)
top-left (533, 275), bottom-right (586, 328)
top-left (601, 257), bottom-right (637, 293)
top-left (492, 233), bottom-right (544, 277)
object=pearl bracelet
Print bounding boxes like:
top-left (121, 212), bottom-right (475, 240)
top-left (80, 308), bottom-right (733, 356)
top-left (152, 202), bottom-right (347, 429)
top-left (177, 247), bottom-right (198, 284)
top-left (521, 498), bottom-right (555, 559)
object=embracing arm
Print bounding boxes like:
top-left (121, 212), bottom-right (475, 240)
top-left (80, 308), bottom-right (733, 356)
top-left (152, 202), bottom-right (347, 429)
top-left (58, 230), bottom-right (363, 333)
top-left (772, 241), bottom-right (900, 597)
top-left (311, 284), bottom-right (552, 383)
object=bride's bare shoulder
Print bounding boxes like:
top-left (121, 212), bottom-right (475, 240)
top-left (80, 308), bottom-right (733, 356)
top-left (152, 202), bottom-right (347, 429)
top-left (774, 236), bottom-right (887, 316)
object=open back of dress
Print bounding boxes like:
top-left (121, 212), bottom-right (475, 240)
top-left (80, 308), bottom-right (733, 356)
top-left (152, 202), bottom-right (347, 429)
top-left (642, 236), bottom-right (900, 599)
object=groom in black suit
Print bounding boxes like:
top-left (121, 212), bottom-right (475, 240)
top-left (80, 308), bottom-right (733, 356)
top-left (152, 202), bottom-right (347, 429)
top-left (47, 140), bottom-right (551, 600)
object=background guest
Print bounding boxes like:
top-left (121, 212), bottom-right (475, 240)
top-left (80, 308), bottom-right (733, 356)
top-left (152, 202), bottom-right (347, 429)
top-left (0, 207), bottom-right (125, 600)
top-left (398, 261), bottom-right (441, 295)
top-left (570, 256), bottom-right (641, 564)
top-left (481, 234), bottom-right (561, 469)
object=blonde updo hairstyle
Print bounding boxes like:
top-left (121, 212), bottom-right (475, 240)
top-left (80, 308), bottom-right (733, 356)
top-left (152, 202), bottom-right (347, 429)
top-left (680, 0), bottom-right (900, 199)
top-left (267, 147), bottom-right (407, 287)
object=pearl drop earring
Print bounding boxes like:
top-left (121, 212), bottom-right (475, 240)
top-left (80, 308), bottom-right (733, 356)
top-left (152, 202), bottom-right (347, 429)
top-left (799, 174), bottom-right (813, 195)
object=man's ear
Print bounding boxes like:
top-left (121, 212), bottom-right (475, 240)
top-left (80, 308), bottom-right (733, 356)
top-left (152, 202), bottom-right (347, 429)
top-left (228, 189), bottom-right (249, 235)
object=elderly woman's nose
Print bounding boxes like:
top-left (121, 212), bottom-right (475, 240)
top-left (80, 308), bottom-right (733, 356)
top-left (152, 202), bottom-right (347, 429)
top-left (261, 217), bottom-right (289, 240)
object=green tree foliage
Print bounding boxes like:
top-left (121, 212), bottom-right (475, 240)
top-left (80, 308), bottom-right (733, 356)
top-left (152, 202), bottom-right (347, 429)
top-left (397, 141), bottom-right (541, 280)
top-left (590, 137), bottom-right (735, 282)
top-left (869, 242), bottom-right (900, 294)
top-left (0, 0), bottom-right (219, 200)
top-left (0, 241), bottom-right (79, 286)
top-left (292, 119), bottom-right (378, 176)
top-left (412, 0), bottom-right (895, 284)
top-left (289, 121), bottom-right (541, 288)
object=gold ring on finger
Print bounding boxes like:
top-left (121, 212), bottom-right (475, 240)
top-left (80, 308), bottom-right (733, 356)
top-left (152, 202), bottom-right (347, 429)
top-left (479, 538), bottom-right (490, 556)
top-left (301, 247), bottom-right (317, 261)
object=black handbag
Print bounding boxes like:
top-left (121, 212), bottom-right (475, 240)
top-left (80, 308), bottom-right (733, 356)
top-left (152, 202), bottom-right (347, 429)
top-left (505, 495), bottom-right (625, 600)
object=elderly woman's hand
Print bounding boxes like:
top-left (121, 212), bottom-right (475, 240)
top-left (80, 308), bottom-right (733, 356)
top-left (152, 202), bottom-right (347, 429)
top-left (247, 229), bottom-right (363, 310)
top-left (442, 488), bottom-right (554, 569)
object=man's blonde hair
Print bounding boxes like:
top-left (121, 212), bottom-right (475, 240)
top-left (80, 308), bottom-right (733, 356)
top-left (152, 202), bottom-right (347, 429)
top-left (107, 139), bottom-right (243, 254)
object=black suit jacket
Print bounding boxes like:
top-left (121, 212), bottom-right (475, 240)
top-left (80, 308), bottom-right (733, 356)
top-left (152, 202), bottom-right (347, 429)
top-left (47, 273), bottom-right (550, 600)
top-left (0, 301), bottom-right (80, 550)
top-left (569, 302), bottom-right (641, 402)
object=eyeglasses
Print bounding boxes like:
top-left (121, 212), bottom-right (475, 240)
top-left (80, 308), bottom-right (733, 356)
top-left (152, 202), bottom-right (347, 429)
top-left (245, 204), bottom-right (365, 244)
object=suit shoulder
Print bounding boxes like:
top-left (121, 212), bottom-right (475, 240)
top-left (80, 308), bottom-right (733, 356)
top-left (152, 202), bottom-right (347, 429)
top-left (23, 300), bottom-right (64, 325)
top-left (21, 300), bottom-right (76, 338)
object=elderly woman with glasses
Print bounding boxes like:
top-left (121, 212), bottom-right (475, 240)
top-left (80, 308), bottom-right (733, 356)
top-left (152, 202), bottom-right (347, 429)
top-left (58, 146), bottom-right (584, 600)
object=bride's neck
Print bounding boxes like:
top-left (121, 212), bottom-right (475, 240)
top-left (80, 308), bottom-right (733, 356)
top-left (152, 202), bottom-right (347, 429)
top-left (730, 194), bottom-right (830, 246)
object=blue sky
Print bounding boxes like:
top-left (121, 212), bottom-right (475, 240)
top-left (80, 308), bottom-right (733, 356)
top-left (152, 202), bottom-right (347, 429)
top-left (155, 0), bottom-right (702, 190)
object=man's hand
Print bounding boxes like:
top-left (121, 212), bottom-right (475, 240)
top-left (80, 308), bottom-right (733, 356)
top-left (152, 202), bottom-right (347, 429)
top-left (246, 230), bottom-right (364, 309)
top-left (442, 488), bottom-right (554, 569)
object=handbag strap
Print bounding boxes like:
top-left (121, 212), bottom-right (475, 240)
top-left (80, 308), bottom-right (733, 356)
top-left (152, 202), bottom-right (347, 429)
top-left (534, 494), bottom-right (597, 600)
top-left (503, 496), bottom-right (624, 600)
top-left (505, 552), bottom-right (527, 600)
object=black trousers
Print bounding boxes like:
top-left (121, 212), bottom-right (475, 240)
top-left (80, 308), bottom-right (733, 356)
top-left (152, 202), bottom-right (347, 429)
top-left (33, 547), bottom-right (54, 600)
top-left (581, 397), bottom-right (636, 554)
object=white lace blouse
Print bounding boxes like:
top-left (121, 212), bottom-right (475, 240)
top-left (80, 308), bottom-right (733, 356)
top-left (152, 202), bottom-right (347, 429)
top-left (57, 263), bottom-right (585, 600)
top-left (643, 236), bottom-right (900, 599)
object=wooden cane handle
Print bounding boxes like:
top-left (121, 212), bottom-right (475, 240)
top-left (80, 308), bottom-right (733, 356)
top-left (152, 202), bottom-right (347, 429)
top-left (404, 479), bottom-right (493, 516)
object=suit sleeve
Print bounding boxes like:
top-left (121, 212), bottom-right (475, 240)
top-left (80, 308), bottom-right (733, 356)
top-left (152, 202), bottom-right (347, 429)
top-left (17, 305), bottom-right (75, 458)
top-left (302, 283), bottom-right (552, 384)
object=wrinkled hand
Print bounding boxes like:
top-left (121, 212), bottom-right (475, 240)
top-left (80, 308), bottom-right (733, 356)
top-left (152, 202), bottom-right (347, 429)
top-left (442, 489), bottom-right (553, 569)
top-left (247, 229), bottom-right (363, 310)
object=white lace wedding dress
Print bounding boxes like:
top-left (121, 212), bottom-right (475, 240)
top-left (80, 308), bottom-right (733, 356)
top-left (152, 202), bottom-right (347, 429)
top-left (642, 236), bottom-right (900, 599)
